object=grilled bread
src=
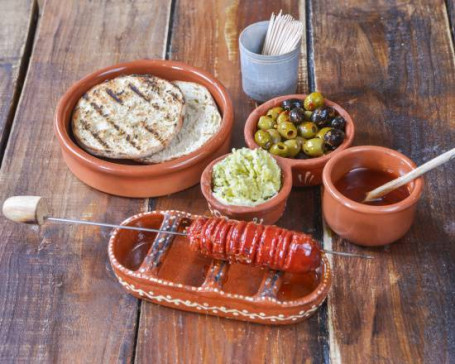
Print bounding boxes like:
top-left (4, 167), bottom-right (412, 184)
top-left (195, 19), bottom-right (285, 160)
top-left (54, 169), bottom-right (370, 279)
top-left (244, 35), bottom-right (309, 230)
top-left (72, 75), bottom-right (185, 159)
top-left (139, 81), bottom-right (222, 164)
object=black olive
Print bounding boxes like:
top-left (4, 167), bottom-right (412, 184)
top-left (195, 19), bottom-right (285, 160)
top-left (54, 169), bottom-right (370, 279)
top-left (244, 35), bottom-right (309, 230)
top-left (323, 128), bottom-right (345, 150)
top-left (281, 99), bottom-right (297, 110)
top-left (289, 107), bottom-right (305, 124)
top-left (326, 106), bottom-right (337, 120)
top-left (295, 152), bottom-right (310, 159)
top-left (331, 116), bottom-right (346, 131)
top-left (292, 99), bottom-right (304, 109)
top-left (311, 107), bottom-right (331, 127)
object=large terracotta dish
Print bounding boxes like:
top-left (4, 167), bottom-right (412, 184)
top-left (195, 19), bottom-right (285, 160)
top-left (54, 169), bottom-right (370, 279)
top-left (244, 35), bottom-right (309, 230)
top-left (244, 94), bottom-right (355, 186)
top-left (55, 60), bottom-right (234, 198)
top-left (200, 154), bottom-right (292, 225)
top-left (108, 210), bottom-right (332, 325)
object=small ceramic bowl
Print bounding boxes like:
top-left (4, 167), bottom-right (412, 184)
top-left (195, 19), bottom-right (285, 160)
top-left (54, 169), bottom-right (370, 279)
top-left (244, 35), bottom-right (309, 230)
top-left (322, 146), bottom-right (424, 246)
top-left (200, 154), bottom-right (292, 225)
top-left (55, 59), bottom-right (234, 198)
top-left (244, 94), bottom-right (355, 186)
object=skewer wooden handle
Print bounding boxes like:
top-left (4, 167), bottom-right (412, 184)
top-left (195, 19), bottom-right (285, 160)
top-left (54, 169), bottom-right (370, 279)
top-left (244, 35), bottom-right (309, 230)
top-left (364, 147), bottom-right (455, 202)
top-left (2, 196), bottom-right (49, 225)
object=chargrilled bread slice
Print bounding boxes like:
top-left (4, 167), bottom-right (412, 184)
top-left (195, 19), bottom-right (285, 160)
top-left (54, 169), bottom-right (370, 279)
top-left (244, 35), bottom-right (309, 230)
top-left (139, 81), bottom-right (222, 164)
top-left (72, 75), bottom-right (184, 159)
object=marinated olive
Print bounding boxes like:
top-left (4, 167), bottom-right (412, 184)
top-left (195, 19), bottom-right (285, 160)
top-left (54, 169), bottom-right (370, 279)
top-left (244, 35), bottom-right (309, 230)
top-left (295, 136), bottom-right (305, 148)
top-left (277, 121), bottom-right (298, 139)
top-left (284, 139), bottom-right (301, 157)
top-left (324, 128), bottom-right (345, 149)
top-left (298, 122), bottom-right (318, 139)
top-left (311, 107), bottom-right (332, 127)
top-left (269, 142), bottom-right (290, 157)
top-left (303, 138), bottom-right (325, 157)
top-left (267, 129), bottom-right (282, 144)
top-left (281, 99), bottom-right (298, 110)
top-left (254, 130), bottom-right (272, 149)
top-left (295, 152), bottom-right (310, 160)
top-left (316, 127), bottom-right (332, 140)
top-left (331, 115), bottom-right (346, 131)
top-left (277, 110), bottom-right (291, 124)
top-left (289, 107), bottom-right (305, 124)
top-left (292, 99), bottom-right (304, 109)
top-left (326, 106), bottom-right (337, 119)
top-left (304, 110), bottom-right (313, 121)
top-left (258, 116), bottom-right (275, 130)
top-left (266, 106), bottom-right (284, 121)
top-left (304, 92), bottom-right (324, 111)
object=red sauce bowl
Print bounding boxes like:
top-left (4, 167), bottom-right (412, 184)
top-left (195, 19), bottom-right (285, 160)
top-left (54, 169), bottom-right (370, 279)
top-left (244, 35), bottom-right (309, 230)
top-left (322, 146), bottom-right (424, 246)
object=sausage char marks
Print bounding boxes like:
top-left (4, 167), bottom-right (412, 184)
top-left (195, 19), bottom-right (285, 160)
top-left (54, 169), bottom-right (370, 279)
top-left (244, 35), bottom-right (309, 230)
top-left (187, 217), bottom-right (322, 273)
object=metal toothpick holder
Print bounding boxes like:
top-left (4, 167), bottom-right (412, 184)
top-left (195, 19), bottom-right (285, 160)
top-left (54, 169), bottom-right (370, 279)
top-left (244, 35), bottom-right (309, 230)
top-left (239, 21), bottom-right (300, 102)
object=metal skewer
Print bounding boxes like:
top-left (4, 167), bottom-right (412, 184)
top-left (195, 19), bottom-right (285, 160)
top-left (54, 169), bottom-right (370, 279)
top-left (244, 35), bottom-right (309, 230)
top-left (46, 217), bottom-right (187, 236)
top-left (2, 196), bottom-right (374, 259)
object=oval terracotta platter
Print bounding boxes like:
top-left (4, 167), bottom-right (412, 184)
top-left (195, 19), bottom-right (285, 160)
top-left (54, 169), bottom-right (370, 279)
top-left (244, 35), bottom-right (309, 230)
top-left (108, 210), bottom-right (332, 325)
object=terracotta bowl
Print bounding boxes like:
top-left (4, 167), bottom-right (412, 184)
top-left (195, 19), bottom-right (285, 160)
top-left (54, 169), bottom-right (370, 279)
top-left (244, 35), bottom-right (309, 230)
top-left (244, 94), bottom-right (355, 186)
top-left (322, 146), bottom-right (424, 246)
top-left (55, 59), bottom-right (234, 198)
top-left (200, 154), bottom-right (292, 225)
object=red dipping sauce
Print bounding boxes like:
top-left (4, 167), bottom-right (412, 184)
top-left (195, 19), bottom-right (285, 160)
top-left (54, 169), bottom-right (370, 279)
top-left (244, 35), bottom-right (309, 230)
top-left (334, 168), bottom-right (410, 206)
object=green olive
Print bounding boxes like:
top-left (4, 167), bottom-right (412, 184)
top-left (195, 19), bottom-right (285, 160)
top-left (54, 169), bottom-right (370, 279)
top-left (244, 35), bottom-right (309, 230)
top-left (254, 130), bottom-right (272, 149)
top-left (284, 139), bottom-right (300, 158)
top-left (304, 92), bottom-right (325, 111)
top-left (277, 110), bottom-right (291, 124)
top-left (316, 127), bottom-right (332, 139)
top-left (303, 138), bottom-right (325, 157)
top-left (266, 106), bottom-right (284, 121)
top-left (298, 122), bottom-right (318, 139)
top-left (277, 122), bottom-right (298, 139)
top-left (295, 136), bottom-right (305, 149)
top-left (257, 116), bottom-right (275, 130)
top-left (304, 110), bottom-right (313, 121)
top-left (267, 129), bottom-right (282, 144)
top-left (269, 142), bottom-right (289, 157)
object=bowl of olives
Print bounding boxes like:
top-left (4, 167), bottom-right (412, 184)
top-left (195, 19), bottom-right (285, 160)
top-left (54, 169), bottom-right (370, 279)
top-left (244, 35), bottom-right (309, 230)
top-left (244, 92), bottom-right (355, 186)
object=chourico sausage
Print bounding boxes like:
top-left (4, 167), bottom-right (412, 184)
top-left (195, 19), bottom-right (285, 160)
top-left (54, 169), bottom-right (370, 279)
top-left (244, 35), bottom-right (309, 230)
top-left (187, 217), bottom-right (322, 273)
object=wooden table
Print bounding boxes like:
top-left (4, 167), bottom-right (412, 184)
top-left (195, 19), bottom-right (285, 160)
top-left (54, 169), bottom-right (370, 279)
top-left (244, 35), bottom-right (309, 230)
top-left (1, 0), bottom-right (454, 362)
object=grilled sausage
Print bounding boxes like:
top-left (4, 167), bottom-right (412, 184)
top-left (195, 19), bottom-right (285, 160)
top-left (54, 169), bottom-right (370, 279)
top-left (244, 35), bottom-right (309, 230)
top-left (187, 217), bottom-right (321, 273)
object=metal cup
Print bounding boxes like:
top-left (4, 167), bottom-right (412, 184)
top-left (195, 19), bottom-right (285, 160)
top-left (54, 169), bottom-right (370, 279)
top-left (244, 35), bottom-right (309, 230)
top-left (239, 21), bottom-right (300, 102)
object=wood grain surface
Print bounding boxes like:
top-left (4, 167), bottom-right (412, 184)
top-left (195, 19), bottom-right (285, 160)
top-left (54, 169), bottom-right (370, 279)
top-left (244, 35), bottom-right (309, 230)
top-left (1, 0), bottom-right (455, 362)
top-left (0, 0), bottom-right (171, 361)
top-left (311, 0), bottom-right (455, 362)
top-left (135, 0), bottom-right (331, 363)
top-left (0, 0), bottom-right (37, 164)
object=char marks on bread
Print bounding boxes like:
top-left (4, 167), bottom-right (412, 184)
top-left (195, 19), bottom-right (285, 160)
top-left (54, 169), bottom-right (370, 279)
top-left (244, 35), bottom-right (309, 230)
top-left (139, 81), bottom-right (222, 164)
top-left (71, 75), bottom-right (185, 159)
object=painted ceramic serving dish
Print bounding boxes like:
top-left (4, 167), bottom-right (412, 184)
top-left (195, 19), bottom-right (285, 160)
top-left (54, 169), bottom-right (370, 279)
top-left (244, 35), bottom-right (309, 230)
top-left (200, 153), bottom-right (292, 225)
top-left (244, 94), bottom-right (355, 186)
top-left (108, 210), bottom-right (332, 325)
top-left (55, 59), bottom-right (234, 198)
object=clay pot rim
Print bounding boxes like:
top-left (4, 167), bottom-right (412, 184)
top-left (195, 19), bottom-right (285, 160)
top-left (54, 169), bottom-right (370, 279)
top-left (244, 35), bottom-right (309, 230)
top-left (54, 59), bottom-right (234, 177)
top-left (244, 94), bottom-right (355, 169)
top-left (200, 153), bottom-right (293, 215)
top-left (108, 210), bottom-right (332, 308)
top-left (322, 145), bottom-right (424, 214)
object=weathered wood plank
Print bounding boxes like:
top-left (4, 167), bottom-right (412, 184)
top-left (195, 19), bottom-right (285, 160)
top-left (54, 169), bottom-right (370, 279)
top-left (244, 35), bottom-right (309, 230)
top-left (0, 0), bottom-right (171, 361)
top-left (447, 0), bottom-right (455, 47)
top-left (311, 0), bottom-right (455, 362)
top-left (0, 0), bottom-right (38, 163)
top-left (135, 1), bottom-right (328, 363)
